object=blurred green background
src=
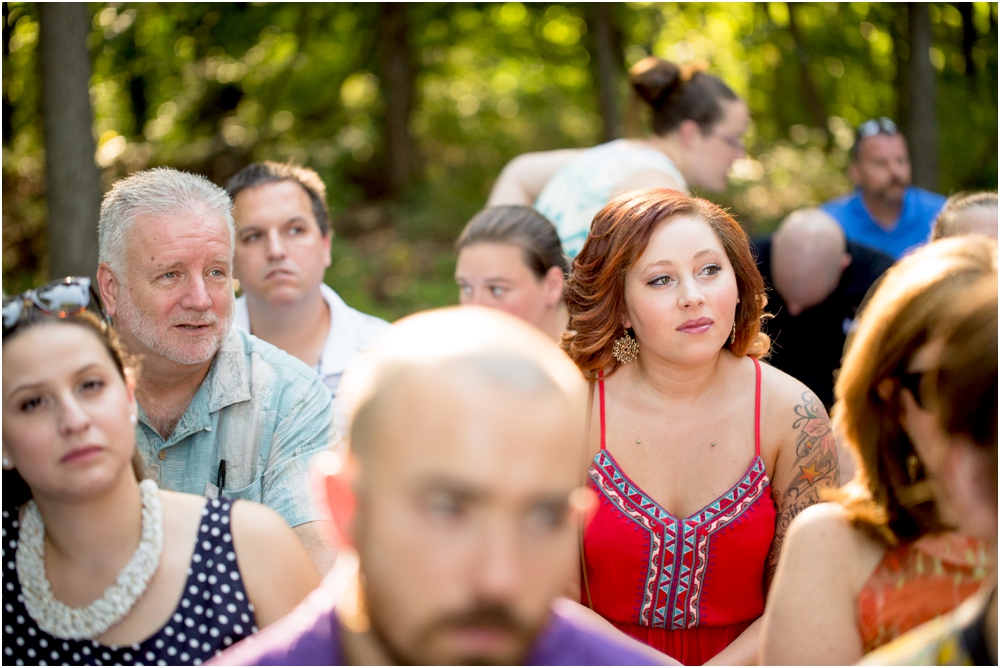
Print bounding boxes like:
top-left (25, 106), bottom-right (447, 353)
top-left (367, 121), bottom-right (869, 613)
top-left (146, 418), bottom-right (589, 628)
top-left (3, 2), bottom-right (997, 321)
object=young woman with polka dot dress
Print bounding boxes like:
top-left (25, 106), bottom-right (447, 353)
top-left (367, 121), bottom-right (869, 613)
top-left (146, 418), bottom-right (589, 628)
top-left (1, 300), bottom-right (321, 665)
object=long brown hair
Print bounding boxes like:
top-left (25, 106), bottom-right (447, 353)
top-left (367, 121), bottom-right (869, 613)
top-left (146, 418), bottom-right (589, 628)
top-left (562, 188), bottom-right (768, 377)
top-left (830, 236), bottom-right (998, 546)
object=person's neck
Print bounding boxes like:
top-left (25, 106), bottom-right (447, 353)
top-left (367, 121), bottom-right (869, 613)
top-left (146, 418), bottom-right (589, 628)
top-left (246, 287), bottom-right (330, 368)
top-left (636, 133), bottom-right (685, 173)
top-left (623, 347), bottom-right (728, 404)
top-left (31, 472), bottom-right (143, 575)
top-left (540, 302), bottom-right (569, 343)
top-left (860, 190), bottom-right (904, 230)
top-left (134, 351), bottom-right (214, 415)
top-left (118, 328), bottom-right (216, 438)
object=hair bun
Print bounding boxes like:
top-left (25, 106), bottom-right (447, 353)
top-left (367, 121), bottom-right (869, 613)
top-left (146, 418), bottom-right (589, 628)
top-left (629, 57), bottom-right (682, 108)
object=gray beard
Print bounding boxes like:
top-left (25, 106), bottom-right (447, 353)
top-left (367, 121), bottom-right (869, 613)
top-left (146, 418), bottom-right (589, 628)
top-left (114, 289), bottom-right (234, 366)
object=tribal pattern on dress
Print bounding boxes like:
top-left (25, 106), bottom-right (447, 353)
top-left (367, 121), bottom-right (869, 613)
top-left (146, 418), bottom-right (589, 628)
top-left (589, 450), bottom-right (771, 630)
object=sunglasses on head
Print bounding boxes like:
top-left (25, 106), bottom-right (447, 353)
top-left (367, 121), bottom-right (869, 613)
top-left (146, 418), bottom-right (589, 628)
top-left (856, 117), bottom-right (899, 142)
top-left (2, 277), bottom-right (108, 337)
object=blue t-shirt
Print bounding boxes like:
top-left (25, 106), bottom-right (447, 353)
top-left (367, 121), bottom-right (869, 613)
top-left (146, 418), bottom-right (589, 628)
top-left (821, 186), bottom-right (946, 258)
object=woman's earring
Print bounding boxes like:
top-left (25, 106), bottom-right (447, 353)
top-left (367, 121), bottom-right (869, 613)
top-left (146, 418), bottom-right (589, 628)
top-left (130, 414), bottom-right (138, 425)
top-left (612, 328), bottom-right (639, 364)
top-left (2, 457), bottom-right (11, 469)
top-left (730, 322), bottom-right (737, 345)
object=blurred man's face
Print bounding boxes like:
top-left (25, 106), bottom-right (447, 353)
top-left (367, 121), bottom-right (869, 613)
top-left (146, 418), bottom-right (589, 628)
top-left (232, 180), bottom-right (331, 307)
top-left (352, 368), bottom-right (585, 665)
top-left (850, 134), bottom-right (911, 206)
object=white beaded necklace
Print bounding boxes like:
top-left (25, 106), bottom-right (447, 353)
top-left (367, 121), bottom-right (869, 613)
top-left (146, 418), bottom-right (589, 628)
top-left (16, 479), bottom-right (164, 640)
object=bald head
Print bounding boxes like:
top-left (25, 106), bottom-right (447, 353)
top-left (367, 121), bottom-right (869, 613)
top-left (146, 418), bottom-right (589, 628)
top-left (326, 306), bottom-right (591, 665)
top-left (771, 209), bottom-right (852, 316)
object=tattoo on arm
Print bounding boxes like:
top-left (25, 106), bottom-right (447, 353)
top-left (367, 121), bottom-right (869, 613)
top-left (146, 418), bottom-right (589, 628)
top-left (765, 391), bottom-right (840, 588)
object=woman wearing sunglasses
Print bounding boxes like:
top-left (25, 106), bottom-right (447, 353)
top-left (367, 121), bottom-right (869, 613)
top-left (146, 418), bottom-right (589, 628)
top-left (2, 278), bottom-right (321, 665)
top-left (760, 236), bottom-right (997, 664)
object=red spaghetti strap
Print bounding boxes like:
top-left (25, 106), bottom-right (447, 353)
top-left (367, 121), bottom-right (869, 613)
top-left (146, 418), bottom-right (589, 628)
top-left (752, 357), bottom-right (762, 457)
top-left (598, 370), bottom-right (607, 450)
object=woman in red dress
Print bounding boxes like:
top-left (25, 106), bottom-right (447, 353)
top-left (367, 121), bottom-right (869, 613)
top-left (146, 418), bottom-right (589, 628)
top-left (562, 189), bottom-right (840, 665)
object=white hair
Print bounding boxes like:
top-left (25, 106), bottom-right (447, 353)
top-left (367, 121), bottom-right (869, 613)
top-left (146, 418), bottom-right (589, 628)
top-left (98, 167), bottom-right (235, 275)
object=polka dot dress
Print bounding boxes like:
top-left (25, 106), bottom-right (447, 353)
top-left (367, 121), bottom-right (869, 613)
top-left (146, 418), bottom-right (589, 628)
top-left (2, 499), bottom-right (258, 666)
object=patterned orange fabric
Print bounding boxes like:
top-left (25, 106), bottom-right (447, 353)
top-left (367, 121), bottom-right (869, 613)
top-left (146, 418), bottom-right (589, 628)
top-left (857, 533), bottom-right (990, 653)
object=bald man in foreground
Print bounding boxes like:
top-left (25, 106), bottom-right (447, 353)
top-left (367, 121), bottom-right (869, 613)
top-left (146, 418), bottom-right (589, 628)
top-left (213, 307), bottom-right (670, 666)
top-left (752, 209), bottom-right (894, 408)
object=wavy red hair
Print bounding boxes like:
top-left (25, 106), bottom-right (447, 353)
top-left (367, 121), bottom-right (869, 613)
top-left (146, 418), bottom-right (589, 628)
top-left (562, 188), bottom-right (768, 377)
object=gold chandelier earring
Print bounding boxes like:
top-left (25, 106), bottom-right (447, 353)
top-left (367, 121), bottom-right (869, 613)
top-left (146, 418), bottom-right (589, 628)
top-left (612, 328), bottom-right (639, 364)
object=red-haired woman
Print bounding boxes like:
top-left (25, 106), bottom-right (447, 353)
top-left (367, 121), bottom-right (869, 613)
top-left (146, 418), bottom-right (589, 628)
top-left (564, 189), bottom-right (839, 665)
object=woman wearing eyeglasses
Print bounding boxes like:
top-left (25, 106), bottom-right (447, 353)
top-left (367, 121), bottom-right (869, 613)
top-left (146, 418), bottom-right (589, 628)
top-left (2, 280), bottom-right (321, 665)
top-left (760, 236), bottom-right (997, 664)
top-left (488, 56), bottom-right (748, 259)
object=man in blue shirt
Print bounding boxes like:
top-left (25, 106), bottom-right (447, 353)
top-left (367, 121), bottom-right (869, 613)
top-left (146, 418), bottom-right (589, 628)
top-left (96, 167), bottom-right (337, 572)
top-left (822, 117), bottom-right (946, 258)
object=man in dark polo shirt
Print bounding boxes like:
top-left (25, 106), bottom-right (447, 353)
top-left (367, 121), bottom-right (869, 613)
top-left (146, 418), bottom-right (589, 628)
top-left (753, 208), bottom-right (894, 408)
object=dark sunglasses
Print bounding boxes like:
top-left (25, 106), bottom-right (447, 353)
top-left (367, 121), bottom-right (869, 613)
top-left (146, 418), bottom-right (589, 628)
top-left (897, 369), bottom-right (930, 411)
top-left (2, 277), bottom-right (108, 337)
top-left (856, 117), bottom-right (899, 142)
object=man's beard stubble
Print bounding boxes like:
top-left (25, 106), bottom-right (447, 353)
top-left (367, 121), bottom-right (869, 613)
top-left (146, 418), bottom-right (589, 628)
top-left (114, 288), bottom-right (233, 366)
top-left (365, 599), bottom-right (543, 666)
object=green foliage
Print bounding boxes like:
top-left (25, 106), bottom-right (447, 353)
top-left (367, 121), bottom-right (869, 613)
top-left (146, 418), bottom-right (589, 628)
top-left (3, 2), bottom-right (998, 319)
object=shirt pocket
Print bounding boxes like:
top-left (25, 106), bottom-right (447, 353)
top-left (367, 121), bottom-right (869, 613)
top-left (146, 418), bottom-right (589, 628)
top-left (220, 474), bottom-right (264, 504)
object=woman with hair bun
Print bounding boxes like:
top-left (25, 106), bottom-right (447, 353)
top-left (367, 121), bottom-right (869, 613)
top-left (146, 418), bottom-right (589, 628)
top-left (489, 57), bottom-right (748, 258)
top-left (566, 189), bottom-right (838, 665)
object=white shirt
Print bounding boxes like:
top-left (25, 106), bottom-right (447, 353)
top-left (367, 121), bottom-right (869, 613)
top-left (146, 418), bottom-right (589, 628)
top-left (234, 283), bottom-right (391, 398)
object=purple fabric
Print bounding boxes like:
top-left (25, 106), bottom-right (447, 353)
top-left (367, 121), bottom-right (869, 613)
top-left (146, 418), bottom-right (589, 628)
top-left (211, 580), bottom-right (666, 666)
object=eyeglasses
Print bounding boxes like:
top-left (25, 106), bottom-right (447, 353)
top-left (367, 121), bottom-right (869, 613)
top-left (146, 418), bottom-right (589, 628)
top-left (897, 369), bottom-right (930, 411)
top-left (2, 277), bottom-right (107, 337)
top-left (856, 117), bottom-right (898, 142)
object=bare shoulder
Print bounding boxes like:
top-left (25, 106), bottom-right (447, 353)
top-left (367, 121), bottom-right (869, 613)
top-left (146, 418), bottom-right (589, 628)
top-left (230, 499), bottom-right (300, 545)
top-left (229, 500), bottom-right (321, 627)
top-left (785, 502), bottom-right (860, 555)
top-left (757, 360), bottom-right (818, 418)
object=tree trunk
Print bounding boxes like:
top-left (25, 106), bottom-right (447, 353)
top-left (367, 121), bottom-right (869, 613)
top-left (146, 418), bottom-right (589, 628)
top-left (376, 3), bottom-right (415, 194)
top-left (38, 3), bottom-right (101, 281)
top-left (956, 3), bottom-right (976, 76)
top-left (786, 3), bottom-right (830, 137)
top-left (907, 3), bottom-right (939, 191)
top-left (588, 3), bottom-right (622, 142)
top-left (891, 5), bottom-right (910, 133)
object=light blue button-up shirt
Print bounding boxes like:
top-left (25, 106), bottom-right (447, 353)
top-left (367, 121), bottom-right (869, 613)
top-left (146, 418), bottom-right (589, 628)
top-left (135, 326), bottom-right (337, 528)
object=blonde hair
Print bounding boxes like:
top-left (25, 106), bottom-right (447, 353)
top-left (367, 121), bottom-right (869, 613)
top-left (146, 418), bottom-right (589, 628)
top-left (930, 191), bottom-right (998, 240)
top-left (830, 236), bottom-right (998, 546)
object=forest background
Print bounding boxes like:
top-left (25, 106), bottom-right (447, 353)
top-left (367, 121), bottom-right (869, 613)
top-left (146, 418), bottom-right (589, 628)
top-left (3, 2), bottom-right (998, 321)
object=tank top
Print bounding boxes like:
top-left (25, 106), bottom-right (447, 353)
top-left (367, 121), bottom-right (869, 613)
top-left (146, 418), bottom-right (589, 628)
top-left (581, 357), bottom-right (776, 665)
top-left (534, 139), bottom-right (689, 259)
top-left (857, 532), bottom-right (989, 653)
top-left (2, 498), bottom-right (258, 666)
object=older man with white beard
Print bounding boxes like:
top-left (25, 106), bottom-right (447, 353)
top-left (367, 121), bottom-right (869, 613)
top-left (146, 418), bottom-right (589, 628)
top-left (96, 167), bottom-right (337, 573)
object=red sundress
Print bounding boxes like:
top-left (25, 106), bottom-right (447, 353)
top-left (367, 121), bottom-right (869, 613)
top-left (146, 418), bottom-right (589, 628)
top-left (581, 358), bottom-right (776, 665)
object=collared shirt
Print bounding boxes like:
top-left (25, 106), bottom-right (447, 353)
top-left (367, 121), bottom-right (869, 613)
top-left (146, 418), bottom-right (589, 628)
top-left (135, 326), bottom-right (337, 528)
top-left (234, 284), bottom-right (390, 399)
top-left (821, 186), bottom-right (946, 259)
top-left (210, 577), bottom-right (670, 666)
